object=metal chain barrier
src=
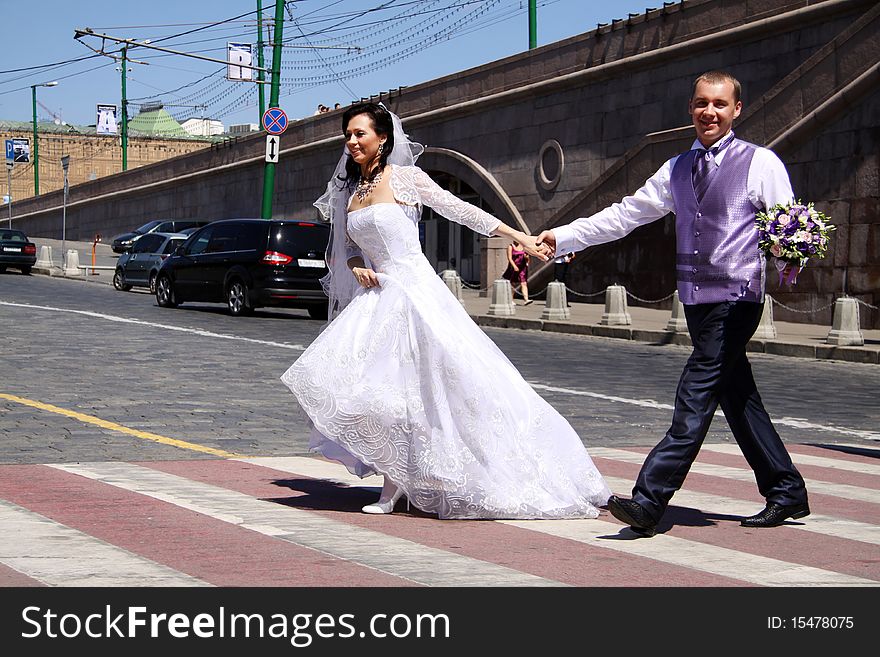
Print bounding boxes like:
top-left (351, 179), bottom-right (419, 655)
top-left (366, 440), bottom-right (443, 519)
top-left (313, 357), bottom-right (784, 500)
top-left (564, 286), bottom-right (606, 298)
top-left (768, 294), bottom-right (836, 314)
top-left (856, 298), bottom-right (879, 310)
top-left (459, 279), bottom-right (489, 292)
top-left (625, 290), bottom-right (676, 304)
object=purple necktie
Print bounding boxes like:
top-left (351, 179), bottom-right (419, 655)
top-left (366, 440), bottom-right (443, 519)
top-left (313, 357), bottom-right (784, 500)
top-left (692, 134), bottom-right (734, 202)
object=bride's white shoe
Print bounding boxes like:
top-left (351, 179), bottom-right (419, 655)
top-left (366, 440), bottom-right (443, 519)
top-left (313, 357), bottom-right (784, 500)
top-left (362, 480), bottom-right (404, 514)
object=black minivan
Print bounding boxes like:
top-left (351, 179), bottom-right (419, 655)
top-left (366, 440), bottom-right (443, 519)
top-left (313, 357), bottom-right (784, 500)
top-left (154, 219), bottom-right (330, 318)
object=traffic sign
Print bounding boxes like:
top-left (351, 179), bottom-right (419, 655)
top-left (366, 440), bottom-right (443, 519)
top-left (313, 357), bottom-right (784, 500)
top-left (262, 107), bottom-right (288, 135)
top-left (5, 140), bottom-right (13, 163)
top-left (265, 135), bottom-right (279, 163)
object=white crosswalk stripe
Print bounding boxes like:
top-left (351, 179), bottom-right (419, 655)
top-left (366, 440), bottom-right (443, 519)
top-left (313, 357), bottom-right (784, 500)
top-left (0, 499), bottom-right (209, 587)
top-left (49, 461), bottom-right (562, 587)
top-left (501, 517), bottom-right (877, 586)
top-left (701, 443), bottom-right (880, 476)
top-left (588, 447), bottom-right (880, 504)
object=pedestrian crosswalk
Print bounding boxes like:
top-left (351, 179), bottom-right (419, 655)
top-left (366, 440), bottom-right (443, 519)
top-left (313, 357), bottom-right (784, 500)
top-left (0, 443), bottom-right (877, 587)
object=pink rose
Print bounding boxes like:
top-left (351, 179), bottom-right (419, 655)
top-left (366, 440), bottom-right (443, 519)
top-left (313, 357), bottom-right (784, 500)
top-left (777, 214), bottom-right (791, 226)
top-left (770, 243), bottom-right (782, 257)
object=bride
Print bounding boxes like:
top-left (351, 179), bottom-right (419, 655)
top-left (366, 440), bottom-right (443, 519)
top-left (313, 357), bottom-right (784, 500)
top-left (281, 102), bottom-right (610, 519)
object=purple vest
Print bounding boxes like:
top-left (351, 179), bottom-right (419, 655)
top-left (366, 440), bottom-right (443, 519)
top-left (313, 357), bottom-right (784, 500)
top-left (670, 138), bottom-right (764, 305)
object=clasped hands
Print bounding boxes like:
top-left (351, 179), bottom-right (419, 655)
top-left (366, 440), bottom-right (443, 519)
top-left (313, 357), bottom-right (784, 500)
top-left (515, 230), bottom-right (557, 261)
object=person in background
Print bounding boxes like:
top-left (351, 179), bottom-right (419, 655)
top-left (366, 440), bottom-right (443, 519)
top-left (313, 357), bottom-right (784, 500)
top-left (503, 239), bottom-right (532, 305)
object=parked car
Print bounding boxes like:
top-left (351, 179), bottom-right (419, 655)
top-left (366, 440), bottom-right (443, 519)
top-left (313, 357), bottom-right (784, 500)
top-left (113, 232), bottom-right (188, 293)
top-left (0, 229), bottom-right (38, 274)
top-left (111, 219), bottom-right (210, 253)
top-left (155, 218), bottom-right (330, 318)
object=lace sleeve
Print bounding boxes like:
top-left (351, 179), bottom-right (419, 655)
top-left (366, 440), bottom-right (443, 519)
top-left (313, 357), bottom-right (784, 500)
top-left (391, 165), bottom-right (501, 236)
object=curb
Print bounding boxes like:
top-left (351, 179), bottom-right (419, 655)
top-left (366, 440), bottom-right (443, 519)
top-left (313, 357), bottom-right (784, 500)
top-left (469, 314), bottom-right (880, 365)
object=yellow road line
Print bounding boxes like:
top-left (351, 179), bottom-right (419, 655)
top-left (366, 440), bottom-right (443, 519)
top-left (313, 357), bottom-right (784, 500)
top-left (0, 393), bottom-right (245, 458)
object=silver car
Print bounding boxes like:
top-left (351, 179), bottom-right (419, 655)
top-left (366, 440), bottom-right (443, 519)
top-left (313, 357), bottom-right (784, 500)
top-left (113, 232), bottom-right (188, 293)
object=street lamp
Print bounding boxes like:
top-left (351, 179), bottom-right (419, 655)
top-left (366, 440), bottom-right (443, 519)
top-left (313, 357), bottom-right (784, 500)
top-left (31, 81), bottom-right (58, 197)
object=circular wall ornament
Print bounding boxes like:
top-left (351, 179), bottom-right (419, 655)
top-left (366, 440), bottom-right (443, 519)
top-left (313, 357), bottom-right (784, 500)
top-left (538, 139), bottom-right (564, 191)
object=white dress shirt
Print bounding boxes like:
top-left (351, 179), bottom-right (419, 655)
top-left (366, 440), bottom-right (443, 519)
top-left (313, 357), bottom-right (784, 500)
top-left (552, 133), bottom-right (795, 257)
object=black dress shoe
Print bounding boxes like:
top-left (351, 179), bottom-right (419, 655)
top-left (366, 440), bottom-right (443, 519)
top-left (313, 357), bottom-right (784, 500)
top-left (740, 502), bottom-right (810, 528)
top-left (607, 495), bottom-right (657, 537)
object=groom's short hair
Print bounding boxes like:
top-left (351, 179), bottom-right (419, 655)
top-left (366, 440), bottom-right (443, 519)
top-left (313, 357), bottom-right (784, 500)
top-left (692, 70), bottom-right (742, 102)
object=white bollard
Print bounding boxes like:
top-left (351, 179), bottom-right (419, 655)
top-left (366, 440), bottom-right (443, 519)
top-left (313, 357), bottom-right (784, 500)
top-left (752, 295), bottom-right (777, 339)
top-left (488, 279), bottom-right (516, 316)
top-left (826, 297), bottom-right (864, 346)
top-left (63, 249), bottom-right (82, 276)
top-left (440, 269), bottom-right (464, 304)
top-left (600, 284), bottom-right (631, 326)
top-left (666, 290), bottom-right (688, 333)
top-left (35, 245), bottom-right (53, 268)
top-left (541, 281), bottom-right (570, 320)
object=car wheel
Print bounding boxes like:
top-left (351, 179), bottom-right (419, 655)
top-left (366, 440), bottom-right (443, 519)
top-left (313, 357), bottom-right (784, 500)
top-left (0, 266), bottom-right (5, 274)
top-left (226, 279), bottom-right (253, 316)
top-left (113, 268), bottom-right (132, 291)
top-left (149, 272), bottom-right (158, 294)
top-left (20, 265), bottom-right (31, 275)
top-left (308, 304), bottom-right (329, 320)
top-left (156, 275), bottom-right (178, 308)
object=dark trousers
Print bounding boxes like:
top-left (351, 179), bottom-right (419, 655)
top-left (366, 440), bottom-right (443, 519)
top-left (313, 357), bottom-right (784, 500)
top-left (554, 262), bottom-right (568, 283)
top-left (632, 300), bottom-right (808, 522)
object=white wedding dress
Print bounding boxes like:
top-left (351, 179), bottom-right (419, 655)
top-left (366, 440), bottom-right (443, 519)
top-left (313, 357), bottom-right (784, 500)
top-left (281, 165), bottom-right (610, 519)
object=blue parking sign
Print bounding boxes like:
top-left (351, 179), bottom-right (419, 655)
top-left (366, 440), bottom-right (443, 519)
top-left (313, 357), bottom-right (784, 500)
top-left (5, 140), bottom-right (13, 163)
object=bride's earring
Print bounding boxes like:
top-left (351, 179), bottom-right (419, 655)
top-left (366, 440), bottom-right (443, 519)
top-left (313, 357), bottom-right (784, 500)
top-left (377, 142), bottom-right (385, 155)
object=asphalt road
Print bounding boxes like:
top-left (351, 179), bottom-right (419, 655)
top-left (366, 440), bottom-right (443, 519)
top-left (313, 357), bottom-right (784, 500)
top-left (1, 272), bottom-right (877, 465)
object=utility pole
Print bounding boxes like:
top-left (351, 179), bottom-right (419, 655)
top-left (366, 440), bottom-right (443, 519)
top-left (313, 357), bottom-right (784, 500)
top-left (61, 155), bottom-right (69, 268)
top-left (6, 162), bottom-right (12, 227)
top-left (120, 47), bottom-right (129, 171)
top-left (31, 81), bottom-right (58, 196)
top-left (528, 0), bottom-right (537, 49)
top-left (260, 0), bottom-right (285, 220)
top-left (257, 0), bottom-right (266, 119)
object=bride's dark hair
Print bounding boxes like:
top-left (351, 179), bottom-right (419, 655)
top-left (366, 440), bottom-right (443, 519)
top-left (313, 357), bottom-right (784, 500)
top-left (339, 103), bottom-right (396, 187)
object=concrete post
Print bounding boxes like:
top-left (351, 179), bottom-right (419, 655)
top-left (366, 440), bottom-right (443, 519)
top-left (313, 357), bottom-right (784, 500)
top-left (488, 279), bottom-right (515, 316)
top-left (541, 281), bottom-right (570, 320)
top-left (600, 284), bottom-right (631, 326)
top-left (480, 235), bottom-right (508, 298)
top-left (441, 269), bottom-right (464, 304)
top-left (826, 297), bottom-right (864, 346)
top-left (35, 245), bottom-right (53, 269)
top-left (752, 295), bottom-right (777, 339)
top-left (666, 290), bottom-right (688, 333)
top-left (63, 249), bottom-right (82, 276)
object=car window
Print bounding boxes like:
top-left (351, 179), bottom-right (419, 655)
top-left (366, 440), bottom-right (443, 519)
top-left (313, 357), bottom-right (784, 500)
top-left (155, 221), bottom-right (176, 232)
top-left (0, 230), bottom-right (27, 242)
top-left (270, 223), bottom-right (331, 255)
top-left (206, 223), bottom-right (241, 253)
top-left (185, 227), bottom-right (213, 255)
top-left (134, 220), bottom-right (164, 234)
top-left (175, 221), bottom-right (206, 231)
top-left (163, 238), bottom-right (186, 254)
top-left (132, 234), bottom-right (162, 253)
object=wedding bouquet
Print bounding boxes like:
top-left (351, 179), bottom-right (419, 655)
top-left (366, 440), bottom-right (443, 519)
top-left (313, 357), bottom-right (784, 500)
top-left (755, 201), bottom-right (835, 285)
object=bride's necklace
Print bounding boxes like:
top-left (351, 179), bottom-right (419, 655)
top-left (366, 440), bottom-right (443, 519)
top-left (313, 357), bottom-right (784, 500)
top-left (355, 168), bottom-right (383, 202)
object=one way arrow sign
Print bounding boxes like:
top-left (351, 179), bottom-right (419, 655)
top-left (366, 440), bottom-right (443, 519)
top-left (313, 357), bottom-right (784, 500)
top-left (265, 135), bottom-right (279, 163)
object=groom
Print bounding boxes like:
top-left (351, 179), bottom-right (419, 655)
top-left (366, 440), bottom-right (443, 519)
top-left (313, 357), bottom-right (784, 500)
top-left (536, 70), bottom-right (809, 536)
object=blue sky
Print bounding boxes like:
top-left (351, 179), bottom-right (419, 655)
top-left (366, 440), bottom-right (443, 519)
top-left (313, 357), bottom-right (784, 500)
top-left (1, 1), bottom-right (654, 129)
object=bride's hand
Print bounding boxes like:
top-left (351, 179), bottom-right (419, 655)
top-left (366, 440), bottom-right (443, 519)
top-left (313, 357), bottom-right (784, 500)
top-left (517, 234), bottom-right (552, 261)
top-left (352, 266), bottom-right (380, 289)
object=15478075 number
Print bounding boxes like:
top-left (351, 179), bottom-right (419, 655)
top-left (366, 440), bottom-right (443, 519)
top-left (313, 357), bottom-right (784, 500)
top-left (768, 617), bottom-right (855, 629)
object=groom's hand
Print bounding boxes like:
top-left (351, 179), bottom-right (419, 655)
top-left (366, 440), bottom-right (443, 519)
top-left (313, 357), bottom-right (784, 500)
top-left (518, 235), bottom-right (551, 261)
top-left (535, 230), bottom-right (557, 256)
